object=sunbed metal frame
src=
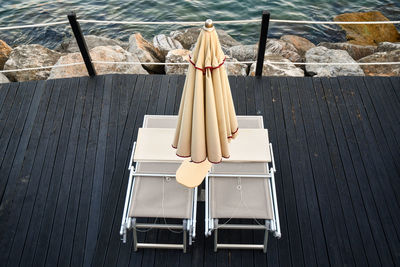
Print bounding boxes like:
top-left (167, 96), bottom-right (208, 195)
top-left (205, 143), bottom-right (281, 253)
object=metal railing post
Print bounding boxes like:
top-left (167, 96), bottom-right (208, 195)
top-left (255, 11), bottom-right (270, 77)
top-left (67, 12), bottom-right (96, 76)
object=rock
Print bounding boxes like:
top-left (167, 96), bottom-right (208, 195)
top-left (334, 11), bottom-right (400, 45)
top-left (0, 40), bottom-right (12, 70)
top-left (165, 49), bottom-right (190, 75)
top-left (280, 35), bottom-right (315, 57)
top-left (0, 73), bottom-right (10, 83)
top-left (4, 44), bottom-right (63, 81)
top-left (266, 39), bottom-right (301, 62)
top-left (48, 45), bottom-right (147, 79)
top-left (57, 35), bottom-right (128, 53)
top-left (305, 46), bottom-right (364, 76)
top-left (170, 27), bottom-right (241, 50)
top-left (358, 49), bottom-right (400, 76)
top-left (128, 33), bottom-right (164, 74)
top-left (153, 34), bottom-right (183, 58)
top-left (377, 42), bottom-right (400, 52)
top-left (249, 54), bottom-right (304, 77)
top-left (225, 57), bottom-right (248, 76)
top-left (227, 45), bottom-right (257, 62)
top-left (318, 42), bottom-right (377, 60)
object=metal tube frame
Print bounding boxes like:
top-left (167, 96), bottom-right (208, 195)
top-left (207, 142), bottom-right (281, 252)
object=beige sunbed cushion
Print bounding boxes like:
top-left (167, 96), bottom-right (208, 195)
top-left (134, 128), bottom-right (271, 163)
top-left (143, 115), bottom-right (263, 129)
top-left (129, 162), bottom-right (193, 219)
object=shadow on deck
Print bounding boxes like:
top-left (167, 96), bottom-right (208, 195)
top-left (0, 74), bottom-right (399, 266)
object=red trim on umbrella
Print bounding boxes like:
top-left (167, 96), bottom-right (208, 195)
top-left (188, 55), bottom-right (226, 75)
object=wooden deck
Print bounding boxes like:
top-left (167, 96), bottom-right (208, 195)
top-left (0, 74), bottom-right (399, 266)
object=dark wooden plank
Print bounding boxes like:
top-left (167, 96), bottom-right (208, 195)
top-left (389, 77), bottom-right (400, 102)
top-left (299, 77), bottom-right (354, 266)
top-left (0, 82), bottom-right (11, 112)
top-left (277, 77), bottom-right (318, 267)
top-left (34, 77), bottom-right (79, 267)
top-left (30, 78), bottom-right (77, 267)
top-left (83, 75), bottom-right (112, 266)
top-left (155, 75), bottom-right (170, 115)
top-left (165, 75), bottom-right (178, 115)
top-left (69, 75), bottom-right (105, 267)
top-left (174, 75), bottom-right (185, 115)
top-left (190, 202), bottom-right (205, 267)
top-left (2, 80), bottom-right (48, 266)
top-left (313, 77), bottom-right (381, 266)
top-left (285, 77), bottom-right (330, 266)
top-left (235, 76), bottom-right (246, 115)
top-left (337, 76), bottom-right (400, 265)
top-left (101, 74), bottom-right (119, 217)
top-left (323, 77), bottom-right (394, 266)
top-left (92, 75), bottom-right (146, 266)
top-left (0, 82), bottom-right (19, 138)
top-left (52, 77), bottom-right (92, 267)
top-left (261, 77), bottom-right (292, 267)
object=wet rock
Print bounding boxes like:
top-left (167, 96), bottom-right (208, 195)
top-left (305, 46), bottom-right (364, 76)
top-left (48, 45), bottom-right (147, 79)
top-left (4, 44), bottom-right (63, 81)
top-left (165, 49), bottom-right (190, 75)
top-left (128, 33), bottom-right (164, 74)
top-left (266, 39), bottom-right (301, 62)
top-left (249, 54), bottom-right (304, 77)
top-left (225, 57), bottom-right (248, 76)
top-left (170, 27), bottom-right (241, 50)
top-left (0, 73), bottom-right (10, 83)
top-left (334, 11), bottom-right (400, 45)
top-left (57, 35), bottom-right (127, 53)
top-left (377, 42), bottom-right (400, 52)
top-left (0, 40), bottom-right (12, 70)
top-left (280, 35), bottom-right (315, 57)
top-left (318, 42), bottom-right (377, 60)
top-left (153, 34), bottom-right (183, 58)
top-left (358, 49), bottom-right (400, 76)
top-left (227, 45), bottom-right (257, 62)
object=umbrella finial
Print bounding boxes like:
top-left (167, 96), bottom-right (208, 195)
top-left (205, 19), bottom-right (213, 28)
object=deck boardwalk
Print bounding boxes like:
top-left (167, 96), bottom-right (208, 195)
top-left (0, 74), bottom-right (399, 266)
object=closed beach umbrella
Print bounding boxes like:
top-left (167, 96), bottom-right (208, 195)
top-left (173, 19), bottom-right (238, 187)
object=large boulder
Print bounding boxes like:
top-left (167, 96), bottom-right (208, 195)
top-left (280, 35), bottom-right (315, 57)
top-left (318, 42), bottom-right (376, 60)
top-left (227, 45), bottom-right (257, 62)
top-left (57, 35), bottom-right (128, 53)
top-left (170, 27), bottom-right (241, 50)
top-left (305, 46), bottom-right (364, 76)
top-left (358, 50), bottom-right (400, 76)
top-left (266, 39), bottom-right (301, 62)
top-left (4, 44), bottom-right (63, 81)
top-left (377, 42), bottom-right (400, 52)
top-left (0, 73), bottom-right (10, 83)
top-left (0, 40), bottom-right (12, 70)
top-left (334, 11), bottom-right (400, 45)
top-left (153, 34), bottom-right (183, 58)
top-left (48, 45), bottom-right (147, 79)
top-left (225, 57), bottom-right (248, 76)
top-left (249, 54), bottom-right (304, 77)
top-left (128, 33), bottom-right (164, 74)
top-left (165, 49), bottom-right (190, 75)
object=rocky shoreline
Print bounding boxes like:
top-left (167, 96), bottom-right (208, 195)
top-left (0, 11), bottom-right (399, 83)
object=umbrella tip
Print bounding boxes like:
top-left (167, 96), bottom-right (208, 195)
top-left (205, 19), bottom-right (213, 28)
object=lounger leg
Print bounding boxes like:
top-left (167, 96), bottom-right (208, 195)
top-left (183, 220), bottom-right (187, 253)
top-left (132, 219), bottom-right (138, 252)
top-left (214, 219), bottom-right (218, 252)
top-left (263, 221), bottom-right (269, 253)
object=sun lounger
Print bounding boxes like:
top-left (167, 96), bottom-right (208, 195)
top-left (205, 116), bottom-right (281, 253)
top-left (120, 116), bottom-right (197, 252)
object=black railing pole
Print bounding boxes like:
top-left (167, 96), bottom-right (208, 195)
top-left (67, 12), bottom-right (96, 76)
top-left (255, 11), bottom-right (270, 77)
